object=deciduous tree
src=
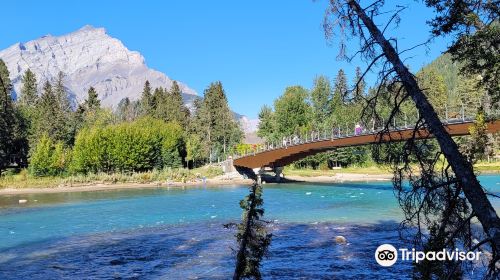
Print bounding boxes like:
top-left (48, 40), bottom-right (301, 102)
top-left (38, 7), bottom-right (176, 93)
top-left (257, 105), bottom-right (276, 141)
top-left (274, 86), bottom-right (311, 137)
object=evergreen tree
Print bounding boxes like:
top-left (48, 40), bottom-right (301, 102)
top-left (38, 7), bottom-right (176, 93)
top-left (233, 183), bottom-right (272, 280)
top-left (153, 82), bottom-right (187, 125)
top-left (54, 71), bottom-right (72, 114)
top-left (151, 87), bottom-right (163, 115)
top-left (419, 54), bottom-right (460, 102)
top-left (352, 66), bottom-right (366, 102)
top-left (310, 75), bottom-right (332, 130)
top-left (131, 100), bottom-right (142, 120)
top-left (416, 68), bottom-right (448, 117)
top-left (74, 86), bottom-right (102, 129)
top-left (18, 69), bottom-right (39, 155)
top-left (33, 81), bottom-right (66, 142)
top-left (334, 69), bottom-right (348, 101)
top-left (349, 67), bottom-right (366, 129)
top-left (72, 104), bottom-right (87, 138)
top-left (53, 71), bottom-right (73, 144)
top-left (331, 69), bottom-right (348, 126)
top-left (456, 74), bottom-right (485, 117)
top-left (152, 87), bottom-right (167, 119)
top-left (117, 97), bottom-right (135, 122)
top-left (11, 108), bottom-right (29, 168)
top-left (19, 69), bottom-right (38, 107)
top-left (192, 82), bottom-right (242, 161)
top-left (425, 1), bottom-right (499, 106)
top-left (140, 80), bottom-right (153, 116)
top-left (188, 98), bottom-right (210, 164)
top-left (168, 81), bottom-right (187, 124)
top-left (463, 108), bottom-right (489, 163)
top-left (0, 59), bottom-right (17, 174)
top-left (85, 86), bottom-right (101, 112)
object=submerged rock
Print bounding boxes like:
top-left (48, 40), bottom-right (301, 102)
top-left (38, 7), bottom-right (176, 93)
top-left (110, 259), bottom-right (126, 266)
top-left (335, 235), bottom-right (347, 244)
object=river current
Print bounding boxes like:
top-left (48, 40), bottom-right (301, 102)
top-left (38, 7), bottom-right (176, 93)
top-left (0, 175), bottom-right (498, 279)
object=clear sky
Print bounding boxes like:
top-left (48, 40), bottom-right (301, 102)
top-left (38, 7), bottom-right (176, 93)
top-left (1, 0), bottom-right (451, 118)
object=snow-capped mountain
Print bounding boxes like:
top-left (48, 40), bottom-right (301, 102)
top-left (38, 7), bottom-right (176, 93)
top-left (0, 25), bottom-right (197, 107)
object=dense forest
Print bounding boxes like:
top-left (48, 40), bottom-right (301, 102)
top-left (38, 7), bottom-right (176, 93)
top-left (0, 52), bottom-right (497, 178)
top-left (0, 60), bottom-right (242, 176)
top-left (256, 55), bottom-right (498, 169)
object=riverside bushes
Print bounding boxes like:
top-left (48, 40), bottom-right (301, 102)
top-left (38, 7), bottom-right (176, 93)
top-left (70, 117), bottom-right (185, 174)
top-left (3, 63), bottom-right (243, 176)
top-left (29, 134), bottom-right (71, 176)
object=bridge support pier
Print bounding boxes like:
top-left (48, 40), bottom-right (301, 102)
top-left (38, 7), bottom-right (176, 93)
top-left (274, 166), bottom-right (284, 182)
top-left (253, 167), bottom-right (265, 185)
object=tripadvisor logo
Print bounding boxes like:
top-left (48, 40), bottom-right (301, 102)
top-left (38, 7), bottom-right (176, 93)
top-left (375, 244), bottom-right (482, 267)
top-left (375, 244), bottom-right (398, 267)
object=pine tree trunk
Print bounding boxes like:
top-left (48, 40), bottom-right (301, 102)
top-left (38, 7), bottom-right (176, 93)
top-left (348, 0), bottom-right (500, 254)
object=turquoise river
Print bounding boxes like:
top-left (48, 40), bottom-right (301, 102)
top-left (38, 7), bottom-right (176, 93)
top-left (0, 175), bottom-right (499, 279)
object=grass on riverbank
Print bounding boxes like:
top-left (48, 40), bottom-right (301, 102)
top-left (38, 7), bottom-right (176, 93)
top-left (284, 161), bottom-right (500, 177)
top-left (0, 166), bottom-right (224, 189)
top-left (474, 161), bottom-right (500, 173)
top-left (1, 161), bottom-right (498, 189)
top-left (284, 165), bottom-right (393, 177)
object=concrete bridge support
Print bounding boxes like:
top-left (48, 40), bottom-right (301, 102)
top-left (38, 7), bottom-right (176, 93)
top-left (253, 167), bottom-right (266, 185)
top-left (274, 166), bottom-right (284, 182)
top-left (220, 158), bottom-right (235, 173)
top-left (235, 166), bottom-right (257, 182)
top-left (234, 165), bottom-right (285, 184)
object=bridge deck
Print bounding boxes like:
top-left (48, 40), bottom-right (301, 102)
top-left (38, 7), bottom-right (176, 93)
top-left (233, 120), bottom-right (500, 169)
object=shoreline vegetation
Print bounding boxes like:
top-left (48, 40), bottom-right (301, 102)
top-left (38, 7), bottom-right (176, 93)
top-left (1, 162), bottom-right (497, 195)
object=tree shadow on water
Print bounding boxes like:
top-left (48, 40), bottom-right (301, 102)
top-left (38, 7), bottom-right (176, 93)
top-left (0, 222), bottom-right (235, 279)
top-left (0, 220), bottom-right (414, 279)
top-left (263, 220), bottom-right (412, 280)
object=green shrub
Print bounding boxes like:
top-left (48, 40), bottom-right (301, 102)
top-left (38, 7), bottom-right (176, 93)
top-left (50, 142), bottom-right (71, 175)
top-left (29, 135), bottom-right (53, 176)
top-left (29, 134), bottom-right (70, 176)
top-left (70, 117), bottom-right (185, 174)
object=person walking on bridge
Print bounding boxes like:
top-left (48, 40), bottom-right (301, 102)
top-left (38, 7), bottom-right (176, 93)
top-left (355, 123), bottom-right (362, 135)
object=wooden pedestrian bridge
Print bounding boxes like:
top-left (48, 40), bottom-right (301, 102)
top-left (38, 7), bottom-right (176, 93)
top-left (227, 118), bottom-right (500, 181)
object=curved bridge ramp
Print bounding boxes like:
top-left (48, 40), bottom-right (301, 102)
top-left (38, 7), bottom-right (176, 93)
top-left (233, 120), bottom-right (500, 170)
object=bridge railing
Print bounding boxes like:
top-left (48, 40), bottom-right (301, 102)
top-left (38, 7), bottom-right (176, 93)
top-left (230, 108), bottom-right (499, 160)
top-left (231, 118), bottom-right (470, 160)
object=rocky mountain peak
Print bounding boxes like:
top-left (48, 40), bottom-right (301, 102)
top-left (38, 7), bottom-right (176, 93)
top-left (0, 25), bottom-right (259, 134)
top-left (0, 25), bottom-right (196, 107)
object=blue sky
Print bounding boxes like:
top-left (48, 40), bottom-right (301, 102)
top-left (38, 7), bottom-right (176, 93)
top-left (1, 0), bottom-right (451, 118)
